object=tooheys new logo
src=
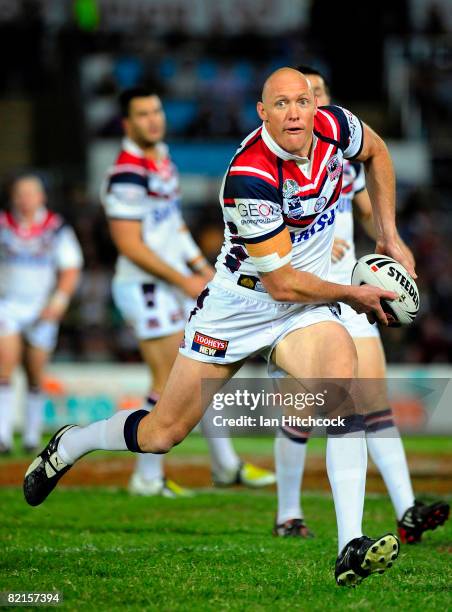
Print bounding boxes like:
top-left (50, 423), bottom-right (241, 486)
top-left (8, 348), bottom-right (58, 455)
top-left (192, 332), bottom-right (229, 358)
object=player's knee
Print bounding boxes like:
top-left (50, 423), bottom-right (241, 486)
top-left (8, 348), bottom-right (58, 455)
top-left (331, 329), bottom-right (358, 378)
top-left (139, 423), bottom-right (189, 454)
top-left (163, 423), bottom-right (190, 449)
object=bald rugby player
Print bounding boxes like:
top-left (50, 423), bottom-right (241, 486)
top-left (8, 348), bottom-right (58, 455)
top-left (25, 68), bottom-right (415, 586)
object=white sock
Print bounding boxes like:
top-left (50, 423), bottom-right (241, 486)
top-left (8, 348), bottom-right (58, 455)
top-left (366, 427), bottom-right (415, 520)
top-left (133, 395), bottom-right (163, 482)
top-left (274, 434), bottom-right (307, 524)
top-left (23, 389), bottom-right (45, 448)
top-left (200, 405), bottom-right (240, 474)
top-left (0, 383), bottom-right (14, 447)
top-left (327, 433), bottom-right (367, 553)
top-left (58, 408), bottom-right (139, 464)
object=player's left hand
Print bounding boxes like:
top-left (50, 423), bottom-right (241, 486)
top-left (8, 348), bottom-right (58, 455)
top-left (331, 238), bottom-right (350, 263)
top-left (200, 265), bottom-right (215, 282)
top-left (39, 304), bottom-right (65, 322)
top-left (375, 240), bottom-right (417, 279)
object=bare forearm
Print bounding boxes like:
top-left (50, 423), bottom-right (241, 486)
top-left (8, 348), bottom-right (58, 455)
top-left (121, 241), bottom-right (188, 287)
top-left (363, 139), bottom-right (397, 243)
top-left (261, 266), bottom-right (355, 305)
top-left (41, 268), bottom-right (81, 320)
top-left (55, 268), bottom-right (80, 297)
top-left (359, 212), bottom-right (377, 241)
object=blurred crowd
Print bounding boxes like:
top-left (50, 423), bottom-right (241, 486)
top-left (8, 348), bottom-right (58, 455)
top-left (0, 0), bottom-right (451, 364)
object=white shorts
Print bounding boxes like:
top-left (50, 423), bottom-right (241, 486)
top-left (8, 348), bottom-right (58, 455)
top-left (112, 279), bottom-right (189, 341)
top-left (339, 302), bottom-right (380, 339)
top-left (0, 299), bottom-right (59, 351)
top-left (179, 280), bottom-right (341, 365)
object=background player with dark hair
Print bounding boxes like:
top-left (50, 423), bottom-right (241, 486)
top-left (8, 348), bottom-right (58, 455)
top-left (100, 88), bottom-right (275, 495)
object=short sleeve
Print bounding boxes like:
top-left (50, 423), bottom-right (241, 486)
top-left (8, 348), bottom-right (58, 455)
top-left (55, 226), bottom-right (84, 269)
top-left (322, 105), bottom-right (364, 159)
top-left (101, 169), bottom-right (148, 220)
top-left (222, 171), bottom-right (286, 244)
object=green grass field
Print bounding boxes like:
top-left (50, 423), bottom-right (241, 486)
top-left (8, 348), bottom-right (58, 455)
top-left (1, 492), bottom-right (451, 610)
top-left (1, 432), bottom-right (451, 463)
top-left (1, 435), bottom-right (451, 610)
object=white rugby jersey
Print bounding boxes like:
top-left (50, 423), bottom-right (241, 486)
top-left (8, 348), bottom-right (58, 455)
top-left (101, 137), bottom-right (190, 283)
top-left (329, 161), bottom-right (366, 285)
top-left (0, 209), bottom-right (83, 307)
top-left (215, 105), bottom-right (364, 299)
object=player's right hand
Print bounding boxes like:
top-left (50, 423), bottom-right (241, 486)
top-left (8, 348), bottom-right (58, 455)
top-left (375, 240), bottom-right (417, 279)
top-left (331, 238), bottom-right (350, 263)
top-left (346, 284), bottom-right (398, 326)
top-left (180, 274), bottom-right (208, 299)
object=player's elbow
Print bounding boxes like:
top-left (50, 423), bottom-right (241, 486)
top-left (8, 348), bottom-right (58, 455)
top-left (260, 267), bottom-right (295, 301)
top-left (269, 286), bottom-right (294, 302)
top-left (364, 130), bottom-right (390, 165)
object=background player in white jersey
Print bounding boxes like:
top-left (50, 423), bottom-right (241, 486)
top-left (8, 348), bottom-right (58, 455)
top-left (101, 87), bottom-right (275, 496)
top-left (0, 174), bottom-right (82, 454)
top-left (273, 66), bottom-right (449, 543)
top-left (25, 69), bottom-right (415, 586)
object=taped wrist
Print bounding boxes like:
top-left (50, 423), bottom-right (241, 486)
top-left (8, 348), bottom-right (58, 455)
top-left (48, 289), bottom-right (70, 310)
top-left (189, 255), bottom-right (209, 273)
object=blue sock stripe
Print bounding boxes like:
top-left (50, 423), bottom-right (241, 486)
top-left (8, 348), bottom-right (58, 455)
top-left (123, 409), bottom-right (148, 453)
top-left (364, 408), bottom-right (393, 422)
top-left (280, 425), bottom-right (311, 444)
top-left (364, 407), bottom-right (395, 432)
top-left (327, 414), bottom-right (366, 436)
top-left (366, 419), bottom-right (395, 433)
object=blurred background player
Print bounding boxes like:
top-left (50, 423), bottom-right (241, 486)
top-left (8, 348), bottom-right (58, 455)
top-left (0, 174), bottom-right (82, 454)
top-left (273, 66), bottom-right (450, 543)
top-left (101, 87), bottom-right (275, 496)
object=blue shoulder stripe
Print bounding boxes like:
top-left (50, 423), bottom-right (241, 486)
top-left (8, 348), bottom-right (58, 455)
top-left (320, 105), bottom-right (350, 151)
top-left (244, 222), bottom-right (286, 244)
top-left (109, 172), bottom-right (148, 189)
top-left (224, 174), bottom-right (281, 203)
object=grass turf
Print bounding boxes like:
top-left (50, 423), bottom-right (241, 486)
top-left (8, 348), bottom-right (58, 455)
top-left (1, 488), bottom-right (451, 611)
top-left (1, 433), bottom-right (451, 463)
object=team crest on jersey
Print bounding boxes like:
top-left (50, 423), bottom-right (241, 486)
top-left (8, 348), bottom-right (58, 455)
top-left (326, 155), bottom-right (341, 181)
top-left (285, 196), bottom-right (305, 220)
top-left (314, 196), bottom-right (327, 212)
top-left (282, 179), bottom-right (300, 198)
top-left (192, 331), bottom-right (229, 358)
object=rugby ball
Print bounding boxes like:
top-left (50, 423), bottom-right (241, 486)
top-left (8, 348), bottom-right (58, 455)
top-left (351, 254), bottom-right (419, 327)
